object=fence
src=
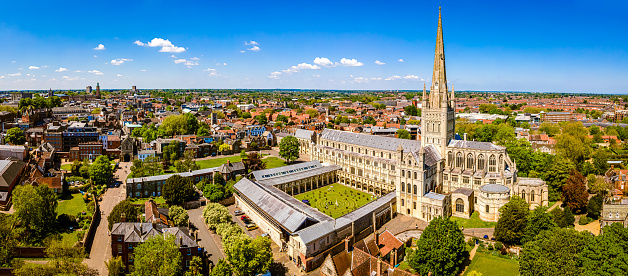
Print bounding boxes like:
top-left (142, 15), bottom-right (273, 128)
top-left (80, 194), bottom-right (100, 252)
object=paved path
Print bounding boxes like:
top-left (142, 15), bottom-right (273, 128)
top-left (187, 207), bottom-right (224, 267)
top-left (460, 243), bottom-right (480, 275)
top-left (82, 163), bottom-right (130, 275)
top-left (547, 201), bottom-right (562, 212)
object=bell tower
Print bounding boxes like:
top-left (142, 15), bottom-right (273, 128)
top-left (421, 7), bottom-right (456, 156)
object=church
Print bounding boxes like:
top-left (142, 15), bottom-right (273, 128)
top-left (310, 8), bottom-right (548, 222)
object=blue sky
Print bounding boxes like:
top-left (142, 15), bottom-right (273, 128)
top-left (0, 0), bottom-right (626, 93)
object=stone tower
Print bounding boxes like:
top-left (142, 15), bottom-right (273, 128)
top-left (95, 82), bottom-right (101, 99)
top-left (421, 7), bottom-right (456, 156)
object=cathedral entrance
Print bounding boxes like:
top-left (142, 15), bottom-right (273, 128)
top-left (123, 153), bottom-right (131, 162)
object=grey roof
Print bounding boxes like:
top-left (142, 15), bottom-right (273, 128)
top-left (452, 187), bottom-right (474, 196)
top-left (294, 129), bottom-right (314, 140)
top-left (320, 129), bottom-right (421, 153)
top-left (517, 177), bottom-right (545, 187)
top-left (480, 184), bottom-right (510, 194)
top-left (424, 191), bottom-right (446, 200)
top-left (448, 140), bottom-right (505, 151)
top-left (0, 160), bottom-right (26, 188)
top-left (252, 160), bottom-right (322, 181)
top-left (218, 161), bottom-right (245, 174)
top-left (111, 222), bottom-right (197, 247)
top-left (422, 145), bottom-right (442, 167)
top-left (256, 165), bottom-right (341, 186)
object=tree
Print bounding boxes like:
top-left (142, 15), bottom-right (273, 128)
top-left (169, 205), bottom-right (189, 226)
top-left (255, 114), bottom-right (268, 125)
top-left (408, 216), bottom-right (466, 276)
top-left (176, 150), bottom-right (199, 173)
top-left (494, 195), bottom-right (529, 245)
top-left (162, 140), bottom-right (180, 165)
top-left (586, 193), bottom-right (603, 219)
top-left (89, 155), bottom-right (113, 187)
top-left (108, 200), bottom-right (139, 230)
top-left (12, 184), bottom-right (58, 240)
top-left (244, 152), bottom-right (266, 172)
top-left (542, 157), bottom-right (575, 201)
top-left (0, 214), bottom-right (17, 267)
top-left (278, 135), bottom-right (300, 164)
top-left (579, 223), bottom-right (628, 275)
top-left (363, 116), bottom-right (376, 125)
top-left (14, 239), bottom-right (97, 276)
top-left (204, 184), bottom-right (226, 202)
top-left (202, 203), bottom-right (231, 229)
top-left (305, 109), bottom-right (319, 118)
top-left (184, 113), bottom-right (199, 134)
top-left (551, 206), bottom-right (575, 228)
top-left (396, 129), bottom-right (411, 139)
top-left (240, 150), bottom-right (247, 160)
top-left (539, 122), bottom-right (560, 137)
top-left (70, 160), bottom-right (82, 175)
top-left (163, 174), bottom-right (196, 205)
top-left (213, 172), bottom-right (225, 186)
top-left (5, 127), bottom-right (25, 145)
top-left (519, 228), bottom-right (591, 276)
top-left (276, 115), bottom-right (289, 123)
top-left (132, 234), bottom-right (182, 276)
top-left (224, 236), bottom-right (273, 276)
top-left (219, 143), bottom-right (231, 152)
top-left (562, 169), bottom-right (589, 214)
top-left (185, 256), bottom-right (204, 276)
top-left (591, 149), bottom-right (610, 175)
top-left (105, 256), bottom-right (125, 276)
top-left (404, 105), bottom-right (418, 116)
top-left (521, 206), bottom-right (556, 244)
top-left (197, 126), bottom-right (210, 136)
top-left (159, 114), bottom-right (189, 136)
top-left (210, 259), bottom-right (233, 276)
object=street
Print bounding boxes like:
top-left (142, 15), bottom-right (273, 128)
top-left (187, 207), bottom-right (225, 266)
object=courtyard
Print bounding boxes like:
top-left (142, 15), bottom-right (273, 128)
top-left (294, 183), bottom-right (374, 218)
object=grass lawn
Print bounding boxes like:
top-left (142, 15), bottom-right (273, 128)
top-left (60, 164), bottom-right (72, 171)
top-left (60, 231), bottom-right (83, 246)
top-left (294, 184), bottom-right (375, 218)
top-left (57, 193), bottom-right (88, 216)
top-left (464, 251), bottom-right (519, 276)
top-left (128, 197), bottom-right (167, 205)
top-left (396, 261), bottom-right (417, 274)
top-left (263, 157), bottom-right (287, 169)
top-left (196, 156), bottom-right (243, 169)
top-left (450, 211), bottom-right (497, 229)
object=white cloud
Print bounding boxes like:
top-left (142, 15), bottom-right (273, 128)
top-left (140, 69), bottom-right (147, 72)
top-left (63, 76), bottom-right (79, 81)
top-left (0, 76), bottom-right (4, 79)
top-left (403, 74), bottom-right (422, 80)
top-left (55, 67), bottom-right (68, 72)
top-left (93, 44), bottom-right (106, 50)
top-left (248, 45), bottom-right (260, 51)
top-left (245, 41), bottom-right (259, 45)
top-left (385, 75), bottom-right (402, 81)
top-left (313, 74), bottom-right (321, 78)
top-left (338, 58), bottom-right (363, 67)
top-left (375, 60), bottom-right (386, 65)
top-left (268, 71), bottom-right (281, 80)
top-left (174, 59), bottom-right (198, 67)
top-left (11, 61), bottom-right (16, 63)
top-left (190, 57), bottom-right (200, 60)
top-left (134, 38), bottom-right (185, 53)
top-left (88, 70), bottom-right (103, 75)
top-left (74, 70), bottom-right (83, 73)
top-left (117, 74), bottom-right (123, 77)
top-left (29, 66), bottom-right (40, 70)
top-left (203, 69), bottom-right (218, 76)
top-left (216, 62), bottom-right (227, 66)
top-left (240, 50), bottom-right (245, 53)
top-left (49, 78), bottom-right (58, 82)
top-left (7, 72), bottom-right (21, 77)
top-left (314, 57), bottom-right (334, 67)
top-left (170, 55), bottom-right (177, 58)
top-left (111, 58), bottom-right (132, 65)
top-left (398, 59), bottom-right (404, 62)
top-left (282, 63), bottom-right (320, 74)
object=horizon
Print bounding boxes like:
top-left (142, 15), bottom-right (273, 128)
top-left (1, 0), bottom-right (627, 93)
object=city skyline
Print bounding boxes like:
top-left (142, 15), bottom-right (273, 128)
top-left (0, 0), bottom-right (627, 93)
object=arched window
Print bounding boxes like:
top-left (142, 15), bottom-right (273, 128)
top-left (413, 185), bottom-right (417, 195)
top-left (407, 184), bottom-right (411, 193)
top-left (401, 182), bottom-right (405, 192)
top-left (499, 155), bottom-right (504, 171)
top-left (489, 155), bottom-right (496, 172)
top-left (413, 172), bottom-right (418, 179)
top-left (402, 171), bottom-right (405, 177)
top-left (447, 151), bottom-right (453, 167)
top-left (456, 152), bottom-right (463, 168)
top-left (485, 205), bottom-right (490, 213)
top-left (521, 190), bottom-right (526, 200)
top-left (466, 154), bottom-right (474, 170)
top-left (455, 199), bottom-right (464, 213)
top-left (477, 155), bottom-right (485, 171)
top-left (530, 191), bottom-right (535, 202)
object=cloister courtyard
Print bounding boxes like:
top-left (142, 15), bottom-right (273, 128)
top-left (294, 183), bottom-right (375, 218)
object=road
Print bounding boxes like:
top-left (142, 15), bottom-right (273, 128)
top-left (188, 207), bottom-right (224, 266)
top-left (83, 161), bottom-right (131, 275)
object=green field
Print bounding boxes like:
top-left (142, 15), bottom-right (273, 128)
top-left (196, 156), bottom-right (243, 169)
top-left (128, 196), bottom-right (167, 205)
top-left (294, 184), bottom-right (374, 218)
top-left (57, 193), bottom-right (88, 216)
top-left (450, 211), bottom-right (497, 229)
top-left (464, 252), bottom-right (519, 276)
top-left (60, 164), bottom-right (72, 171)
top-left (262, 157), bottom-right (287, 169)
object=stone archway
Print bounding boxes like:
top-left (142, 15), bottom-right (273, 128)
top-left (124, 153), bottom-right (131, 162)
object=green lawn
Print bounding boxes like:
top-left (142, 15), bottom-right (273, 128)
top-left (396, 262), bottom-right (417, 274)
top-left (57, 193), bottom-right (88, 216)
top-left (128, 197), bottom-right (167, 205)
top-left (263, 157), bottom-right (287, 169)
top-left (294, 184), bottom-right (374, 218)
top-left (464, 251), bottom-right (519, 276)
top-left (60, 231), bottom-right (83, 246)
top-left (196, 156), bottom-right (243, 169)
top-left (450, 211), bottom-right (497, 229)
top-left (60, 164), bottom-right (72, 171)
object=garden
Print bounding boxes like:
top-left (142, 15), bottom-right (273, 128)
top-left (293, 184), bottom-right (374, 218)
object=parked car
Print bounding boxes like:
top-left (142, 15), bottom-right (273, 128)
top-left (246, 223), bottom-right (258, 231)
top-left (234, 210), bottom-right (244, 216)
top-left (240, 215), bottom-right (249, 221)
top-left (261, 233), bottom-right (269, 238)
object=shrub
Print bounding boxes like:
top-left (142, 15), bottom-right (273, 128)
top-left (68, 187), bottom-right (80, 193)
top-left (488, 244), bottom-right (494, 251)
top-left (87, 201), bottom-right (95, 214)
top-left (467, 239), bottom-right (475, 247)
top-left (578, 215), bottom-right (592, 225)
top-left (494, 241), bottom-right (503, 251)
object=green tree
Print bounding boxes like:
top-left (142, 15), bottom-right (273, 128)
top-left (592, 149), bottom-right (610, 175)
top-left (404, 105), bottom-right (418, 116)
top-left (494, 195), bottom-right (529, 245)
top-left (278, 135), bottom-right (300, 164)
top-left (579, 223), bottom-right (628, 275)
top-left (521, 206), bottom-right (556, 244)
top-left (305, 109), bottom-right (319, 118)
top-left (197, 126), bottom-right (210, 136)
top-left (108, 200), bottom-right (139, 230)
top-left (185, 256), bottom-right (204, 276)
top-left (562, 169), bottom-right (589, 214)
top-left (204, 184), bottom-right (226, 202)
top-left (12, 184), bottom-right (58, 240)
top-left (539, 122), bottom-right (560, 137)
top-left (519, 228), bottom-right (591, 276)
top-left (132, 234), bottom-right (182, 276)
top-left (159, 114), bottom-right (189, 136)
top-left (105, 256), bottom-right (125, 276)
top-left (213, 172), bottom-right (225, 185)
top-left (0, 214), bottom-right (17, 267)
top-left (363, 116), bottom-right (376, 125)
top-left (169, 205), bottom-right (189, 226)
top-left (408, 216), bottom-right (466, 276)
top-left (202, 203), bottom-right (231, 230)
top-left (14, 239), bottom-right (97, 276)
top-left (244, 152), bottom-right (266, 172)
top-left (225, 236), bottom-right (273, 276)
top-left (276, 115), bottom-right (289, 123)
top-left (586, 193), bottom-right (603, 219)
top-left (70, 160), bottom-right (82, 175)
top-left (5, 127), bottom-right (25, 145)
top-left (184, 113), bottom-right (199, 134)
top-left (210, 259), bottom-right (233, 276)
top-left (163, 174), bottom-right (196, 205)
top-left (89, 155), bottom-right (113, 186)
top-left (255, 114), bottom-right (268, 125)
top-left (542, 157), bottom-right (575, 201)
top-left (219, 143), bottom-right (231, 152)
top-left (396, 129), bottom-right (411, 139)
top-left (240, 150), bottom-right (247, 160)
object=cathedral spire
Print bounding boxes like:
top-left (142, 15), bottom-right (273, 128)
top-left (430, 6), bottom-right (448, 108)
top-left (422, 82), bottom-right (426, 100)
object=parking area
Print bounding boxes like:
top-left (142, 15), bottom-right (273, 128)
top-left (227, 204), bottom-right (264, 237)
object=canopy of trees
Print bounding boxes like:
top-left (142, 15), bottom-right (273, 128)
top-left (278, 135), bottom-right (300, 164)
top-left (163, 174), bottom-right (196, 205)
top-left (408, 216), bottom-right (466, 276)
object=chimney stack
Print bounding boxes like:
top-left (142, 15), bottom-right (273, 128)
top-left (376, 257), bottom-right (382, 276)
top-left (464, 133), bottom-right (467, 141)
top-left (373, 230), bottom-right (378, 245)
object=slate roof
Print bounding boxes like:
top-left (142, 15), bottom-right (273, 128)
top-left (424, 191), bottom-right (446, 200)
top-left (480, 184), bottom-right (510, 194)
top-left (448, 140), bottom-right (505, 151)
top-left (294, 129), bottom-right (314, 140)
top-left (517, 177), bottom-right (546, 187)
top-left (256, 165), bottom-right (341, 186)
top-left (452, 187), bottom-right (474, 196)
top-left (252, 160), bottom-right (322, 181)
top-left (422, 145), bottom-right (442, 167)
top-left (110, 222), bottom-right (197, 247)
top-left (320, 129), bottom-right (421, 153)
top-left (0, 160), bottom-right (26, 188)
top-left (218, 161), bottom-right (245, 174)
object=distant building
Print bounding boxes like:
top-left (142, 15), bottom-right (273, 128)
top-left (0, 160), bottom-right (27, 210)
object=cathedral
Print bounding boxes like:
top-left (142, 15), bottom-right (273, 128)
top-left (310, 8), bottom-right (548, 222)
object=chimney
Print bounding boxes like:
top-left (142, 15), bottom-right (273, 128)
top-left (376, 257), bottom-right (382, 276)
top-left (464, 133), bottom-right (467, 141)
top-left (344, 238), bottom-right (351, 252)
top-left (373, 230), bottom-right (378, 245)
top-left (179, 236), bottom-right (183, 246)
top-left (139, 224), bottom-right (142, 234)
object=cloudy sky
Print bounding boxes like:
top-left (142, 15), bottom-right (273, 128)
top-left (0, 0), bottom-right (626, 93)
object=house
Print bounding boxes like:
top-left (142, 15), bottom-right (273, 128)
top-left (0, 160), bottom-right (28, 210)
top-left (145, 199), bottom-right (171, 226)
top-left (218, 160), bottom-right (246, 181)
